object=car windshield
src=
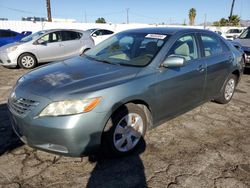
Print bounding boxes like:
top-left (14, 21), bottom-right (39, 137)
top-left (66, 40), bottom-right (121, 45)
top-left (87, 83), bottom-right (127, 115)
top-left (238, 28), bottom-right (250, 39)
top-left (20, 30), bottom-right (47, 42)
top-left (84, 32), bottom-right (170, 67)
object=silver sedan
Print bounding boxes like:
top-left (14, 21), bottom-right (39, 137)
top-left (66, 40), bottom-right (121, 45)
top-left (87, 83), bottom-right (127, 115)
top-left (0, 29), bottom-right (94, 69)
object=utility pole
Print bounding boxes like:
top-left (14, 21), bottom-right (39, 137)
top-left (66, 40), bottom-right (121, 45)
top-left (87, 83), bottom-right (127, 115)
top-left (126, 8), bottom-right (129, 24)
top-left (229, 0), bottom-right (235, 20)
top-left (46, 0), bottom-right (52, 22)
top-left (84, 11), bottom-right (87, 23)
top-left (204, 13), bottom-right (207, 29)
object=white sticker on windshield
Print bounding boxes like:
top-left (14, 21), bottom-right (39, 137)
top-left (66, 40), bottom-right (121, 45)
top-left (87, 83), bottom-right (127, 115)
top-left (145, 34), bottom-right (167, 39)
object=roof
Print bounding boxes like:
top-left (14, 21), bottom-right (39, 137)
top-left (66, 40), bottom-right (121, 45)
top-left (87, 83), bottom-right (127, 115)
top-left (121, 27), bottom-right (208, 35)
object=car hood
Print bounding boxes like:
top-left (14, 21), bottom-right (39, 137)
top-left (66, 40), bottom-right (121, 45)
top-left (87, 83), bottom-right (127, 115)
top-left (234, 38), bottom-right (250, 49)
top-left (16, 56), bottom-right (141, 100)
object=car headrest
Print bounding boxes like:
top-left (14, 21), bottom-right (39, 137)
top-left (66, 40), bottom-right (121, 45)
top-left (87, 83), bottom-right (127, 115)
top-left (174, 43), bottom-right (190, 57)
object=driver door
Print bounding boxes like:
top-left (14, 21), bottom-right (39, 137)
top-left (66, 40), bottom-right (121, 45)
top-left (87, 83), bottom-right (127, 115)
top-left (36, 31), bottom-right (65, 62)
top-left (154, 34), bottom-right (206, 121)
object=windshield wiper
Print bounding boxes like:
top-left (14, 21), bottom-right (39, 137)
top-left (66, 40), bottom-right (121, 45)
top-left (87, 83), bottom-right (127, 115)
top-left (84, 55), bottom-right (117, 65)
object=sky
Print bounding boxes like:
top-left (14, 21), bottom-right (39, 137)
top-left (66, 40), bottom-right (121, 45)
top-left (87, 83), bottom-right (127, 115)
top-left (0, 0), bottom-right (249, 24)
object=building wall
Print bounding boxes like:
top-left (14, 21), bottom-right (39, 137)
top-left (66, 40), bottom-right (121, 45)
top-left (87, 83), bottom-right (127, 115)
top-left (0, 20), bottom-right (246, 34)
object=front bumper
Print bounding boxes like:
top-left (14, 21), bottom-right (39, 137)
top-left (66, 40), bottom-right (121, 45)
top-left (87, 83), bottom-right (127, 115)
top-left (8, 95), bottom-right (108, 157)
top-left (0, 51), bottom-right (18, 67)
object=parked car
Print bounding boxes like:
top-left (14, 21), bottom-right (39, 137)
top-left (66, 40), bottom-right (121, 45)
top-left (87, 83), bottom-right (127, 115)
top-left (86, 28), bottom-right (114, 45)
top-left (0, 29), bottom-right (32, 47)
top-left (8, 28), bottom-right (243, 157)
top-left (214, 30), bottom-right (227, 39)
top-left (225, 28), bottom-right (243, 40)
top-left (234, 27), bottom-right (250, 68)
top-left (0, 29), bottom-right (94, 69)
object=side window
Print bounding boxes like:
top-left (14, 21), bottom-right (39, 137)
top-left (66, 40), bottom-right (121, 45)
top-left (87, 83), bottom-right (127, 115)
top-left (167, 35), bottom-right (198, 61)
top-left (201, 35), bottom-right (223, 57)
top-left (93, 30), bottom-right (102, 36)
top-left (102, 30), bottom-right (114, 35)
top-left (40, 31), bottom-right (62, 43)
top-left (62, 31), bottom-right (80, 41)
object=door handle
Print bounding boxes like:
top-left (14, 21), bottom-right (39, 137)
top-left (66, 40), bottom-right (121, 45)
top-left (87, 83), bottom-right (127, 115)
top-left (197, 65), bottom-right (205, 72)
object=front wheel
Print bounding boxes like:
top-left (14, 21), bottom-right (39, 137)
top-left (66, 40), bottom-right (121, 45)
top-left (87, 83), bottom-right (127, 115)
top-left (214, 74), bottom-right (237, 104)
top-left (18, 53), bottom-right (37, 69)
top-left (102, 104), bottom-right (147, 157)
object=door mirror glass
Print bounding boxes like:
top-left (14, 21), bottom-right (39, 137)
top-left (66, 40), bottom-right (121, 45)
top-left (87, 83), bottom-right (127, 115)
top-left (162, 56), bottom-right (185, 68)
top-left (37, 39), bottom-right (46, 44)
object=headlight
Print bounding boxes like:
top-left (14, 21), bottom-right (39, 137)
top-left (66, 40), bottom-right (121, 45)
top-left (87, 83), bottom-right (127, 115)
top-left (39, 97), bottom-right (101, 117)
top-left (6, 46), bottom-right (18, 52)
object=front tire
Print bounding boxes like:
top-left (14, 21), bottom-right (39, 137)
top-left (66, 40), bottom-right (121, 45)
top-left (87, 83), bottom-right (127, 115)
top-left (102, 103), bottom-right (147, 157)
top-left (18, 53), bottom-right (37, 69)
top-left (214, 74), bottom-right (237, 104)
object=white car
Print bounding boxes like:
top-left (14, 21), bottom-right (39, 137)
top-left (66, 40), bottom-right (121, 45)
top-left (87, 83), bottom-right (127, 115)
top-left (225, 29), bottom-right (243, 40)
top-left (0, 29), bottom-right (94, 69)
top-left (86, 28), bottom-right (114, 45)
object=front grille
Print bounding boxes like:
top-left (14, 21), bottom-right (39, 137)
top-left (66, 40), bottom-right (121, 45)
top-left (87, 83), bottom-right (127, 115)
top-left (8, 97), bottom-right (39, 116)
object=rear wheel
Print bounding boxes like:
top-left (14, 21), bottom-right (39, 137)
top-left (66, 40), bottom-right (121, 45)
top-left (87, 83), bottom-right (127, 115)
top-left (18, 53), bottom-right (37, 69)
top-left (102, 103), bottom-right (147, 157)
top-left (214, 74), bottom-right (237, 104)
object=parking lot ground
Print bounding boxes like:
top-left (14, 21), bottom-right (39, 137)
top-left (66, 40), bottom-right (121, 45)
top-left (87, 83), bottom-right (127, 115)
top-left (0, 66), bottom-right (250, 188)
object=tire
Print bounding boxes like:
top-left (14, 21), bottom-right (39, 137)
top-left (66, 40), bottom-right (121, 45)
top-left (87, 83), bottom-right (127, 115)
top-left (214, 74), bottom-right (237, 104)
top-left (102, 103), bottom-right (147, 157)
top-left (18, 53), bottom-right (37, 69)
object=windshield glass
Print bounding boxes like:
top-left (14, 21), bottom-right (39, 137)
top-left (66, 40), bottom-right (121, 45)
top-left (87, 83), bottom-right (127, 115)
top-left (85, 32), bottom-right (170, 67)
top-left (238, 28), bottom-right (250, 39)
top-left (20, 30), bottom-right (47, 42)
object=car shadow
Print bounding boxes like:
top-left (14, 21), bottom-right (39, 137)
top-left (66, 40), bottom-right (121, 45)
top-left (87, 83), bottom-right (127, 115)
top-left (0, 103), bottom-right (23, 155)
top-left (86, 105), bottom-right (147, 188)
top-left (86, 139), bottom-right (147, 188)
top-left (243, 68), bottom-right (250, 75)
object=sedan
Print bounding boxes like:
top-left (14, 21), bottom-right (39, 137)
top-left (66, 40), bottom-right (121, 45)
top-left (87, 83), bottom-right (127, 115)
top-left (8, 28), bottom-right (244, 157)
top-left (0, 29), bottom-right (94, 69)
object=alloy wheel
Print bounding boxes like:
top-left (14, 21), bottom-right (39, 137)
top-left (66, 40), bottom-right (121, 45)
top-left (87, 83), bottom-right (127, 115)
top-left (113, 113), bottom-right (144, 152)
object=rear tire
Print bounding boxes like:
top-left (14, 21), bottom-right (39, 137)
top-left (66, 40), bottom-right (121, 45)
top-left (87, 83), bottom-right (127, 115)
top-left (18, 53), bottom-right (37, 69)
top-left (214, 74), bottom-right (237, 104)
top-left (102, 103), bottom-right (147, 157)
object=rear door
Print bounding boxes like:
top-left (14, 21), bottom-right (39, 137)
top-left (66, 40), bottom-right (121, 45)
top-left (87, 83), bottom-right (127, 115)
top-left (154, 33), bottom-right (206, 121)
top-left (198, 33), bottom-right (232, 99)
top-left (36, 31), bottom-right (65, 62)
top-left (61, 31), bottom-right (83, 58)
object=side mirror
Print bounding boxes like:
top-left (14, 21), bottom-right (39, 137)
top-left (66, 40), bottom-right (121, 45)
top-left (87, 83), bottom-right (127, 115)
top-left (162, 56), bottom-right (186, 68)
top-left (37, 39), bottom-right (46, 45)
top-left (92, 33), bottom-right (97, 37)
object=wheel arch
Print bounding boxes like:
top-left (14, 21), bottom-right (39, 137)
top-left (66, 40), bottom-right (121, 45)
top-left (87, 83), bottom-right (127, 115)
top-left (17, 52), bottom-right (38, 64)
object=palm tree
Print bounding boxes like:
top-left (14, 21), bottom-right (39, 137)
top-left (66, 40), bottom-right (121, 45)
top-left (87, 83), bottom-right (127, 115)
top-left (229, 15), bottom-right (240, 26)
top-left (189, 8), bottom-right (196, 26)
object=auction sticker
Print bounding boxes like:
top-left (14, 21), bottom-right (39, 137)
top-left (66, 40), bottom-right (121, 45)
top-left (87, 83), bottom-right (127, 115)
top-left (145, 34), bottom-right (167, 39)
